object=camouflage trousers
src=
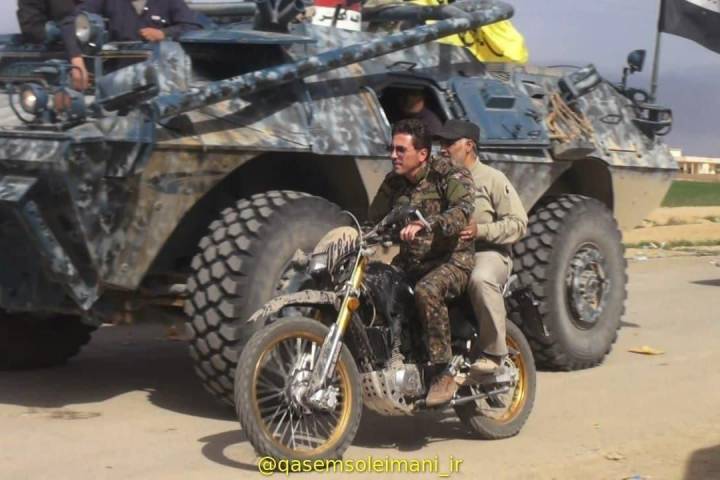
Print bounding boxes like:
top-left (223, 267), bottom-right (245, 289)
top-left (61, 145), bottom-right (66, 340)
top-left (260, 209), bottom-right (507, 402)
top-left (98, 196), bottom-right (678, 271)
top-left (413, 263), bottom-right (470, 365)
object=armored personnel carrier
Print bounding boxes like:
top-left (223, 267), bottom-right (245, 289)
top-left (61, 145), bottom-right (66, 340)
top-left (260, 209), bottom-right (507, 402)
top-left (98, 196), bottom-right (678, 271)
top-left (0, 0), bottom-right (675, 405)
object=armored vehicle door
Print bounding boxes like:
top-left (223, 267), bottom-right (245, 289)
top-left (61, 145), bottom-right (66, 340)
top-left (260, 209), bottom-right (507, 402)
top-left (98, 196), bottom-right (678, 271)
top-left (305, 79), bottom-right (391, 157)
top-left (449, 76), bottom-right (550, 148)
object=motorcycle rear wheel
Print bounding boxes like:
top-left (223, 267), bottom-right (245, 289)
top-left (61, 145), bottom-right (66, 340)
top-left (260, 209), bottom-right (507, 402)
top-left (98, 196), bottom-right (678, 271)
top-left (235, 316), bottom-right (362, 460)
top-left (454, 321), bottom-right (536, 439)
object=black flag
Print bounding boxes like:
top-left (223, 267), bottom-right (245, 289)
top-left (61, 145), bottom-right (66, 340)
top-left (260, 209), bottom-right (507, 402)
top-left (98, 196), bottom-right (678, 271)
top-left (659, 0), bottom-right (720, 54)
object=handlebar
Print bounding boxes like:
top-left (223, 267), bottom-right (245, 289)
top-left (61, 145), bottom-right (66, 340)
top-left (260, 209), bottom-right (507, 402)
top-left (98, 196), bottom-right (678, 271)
top-left (362, 205), bottom-right (431, 246)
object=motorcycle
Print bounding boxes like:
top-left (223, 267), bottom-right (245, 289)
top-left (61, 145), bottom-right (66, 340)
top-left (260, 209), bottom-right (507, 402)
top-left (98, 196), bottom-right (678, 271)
top-left (235, 206), bottom-right (537, 460)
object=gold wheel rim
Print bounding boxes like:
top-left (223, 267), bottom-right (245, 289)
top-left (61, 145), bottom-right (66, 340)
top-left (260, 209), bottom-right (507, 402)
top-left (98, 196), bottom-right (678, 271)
top-left (494, 334), bottom-right (529, 423)
top-left (250, 329), bottom-right (353, 458)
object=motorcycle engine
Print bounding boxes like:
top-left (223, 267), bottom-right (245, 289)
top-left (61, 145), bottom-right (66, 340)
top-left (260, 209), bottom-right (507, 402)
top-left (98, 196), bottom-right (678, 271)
top-left (361, 363), bottom-right (424, 416)
top-left (391, 364), bottom-right (424, 397)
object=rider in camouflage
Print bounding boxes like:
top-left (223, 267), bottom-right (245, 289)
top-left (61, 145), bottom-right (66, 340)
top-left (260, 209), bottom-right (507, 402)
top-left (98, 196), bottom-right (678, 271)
top-left (369, 119), bottom-right (476, 406)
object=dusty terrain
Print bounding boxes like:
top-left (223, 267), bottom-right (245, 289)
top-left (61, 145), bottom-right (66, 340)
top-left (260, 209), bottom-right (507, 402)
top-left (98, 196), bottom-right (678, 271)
top-left (1, 254), bottom-right (719, 480)
top-left (623, 206), bottom-right (720, 246)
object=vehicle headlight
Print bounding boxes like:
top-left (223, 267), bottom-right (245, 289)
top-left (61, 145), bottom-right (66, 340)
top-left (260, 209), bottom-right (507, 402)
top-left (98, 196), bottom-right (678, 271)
top-left (75, 14), bottom-right (91, 44)
top-left (75, 12), bottom-right (106, 53)
top-left (19, 84), bottom-right (48, 114)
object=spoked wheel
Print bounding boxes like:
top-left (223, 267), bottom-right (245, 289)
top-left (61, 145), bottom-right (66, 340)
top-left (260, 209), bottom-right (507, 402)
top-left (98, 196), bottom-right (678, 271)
top-left (235, 317), bottom-right (362, 460)
top-left (454, 321), bottom-right (536, 439)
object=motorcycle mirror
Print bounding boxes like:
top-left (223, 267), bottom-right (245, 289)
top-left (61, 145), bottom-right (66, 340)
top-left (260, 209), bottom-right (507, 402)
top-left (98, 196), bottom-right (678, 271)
top-left (627, 49), bottom-right (646, 74)
top-left (412, 210), bottom-right (432, 231)
top-left (381, 204), bottom-right (416, 227)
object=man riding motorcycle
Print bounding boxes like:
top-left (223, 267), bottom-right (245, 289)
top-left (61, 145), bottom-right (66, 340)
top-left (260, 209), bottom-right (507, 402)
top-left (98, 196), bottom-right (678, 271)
top-left (368, 118), bottom-right (476, 407)
top-left (235, 123), bottom-right (537, 458)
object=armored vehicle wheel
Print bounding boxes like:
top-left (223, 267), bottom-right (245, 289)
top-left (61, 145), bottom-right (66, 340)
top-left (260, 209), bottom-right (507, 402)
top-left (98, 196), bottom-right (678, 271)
top-left (235, 316), bottom-right (362, 460)
top-left (511, 194), bottom-right (627, 370)
top-left (185, 191), bottom-right (347, 405)
top-left (0, 314), bottom-right (94, 369)
top-left (454, 321), bottom-right (536, 439)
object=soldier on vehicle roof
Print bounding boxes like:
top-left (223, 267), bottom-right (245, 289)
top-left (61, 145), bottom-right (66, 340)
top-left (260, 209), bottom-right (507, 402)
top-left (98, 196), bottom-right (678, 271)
top-left (59, 0), bottom-right (203, 90)
top-left (16, 0), bottom-right (80, 44)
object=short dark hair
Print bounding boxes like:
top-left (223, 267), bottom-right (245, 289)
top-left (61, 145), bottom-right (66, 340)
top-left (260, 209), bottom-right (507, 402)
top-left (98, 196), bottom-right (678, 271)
top-left (392, 119), bottom-right (432, 152)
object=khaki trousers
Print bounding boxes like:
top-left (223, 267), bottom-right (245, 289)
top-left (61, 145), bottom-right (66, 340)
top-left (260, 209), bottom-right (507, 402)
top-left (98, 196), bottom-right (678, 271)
top-left (467, 250), bottom-right (513, 357)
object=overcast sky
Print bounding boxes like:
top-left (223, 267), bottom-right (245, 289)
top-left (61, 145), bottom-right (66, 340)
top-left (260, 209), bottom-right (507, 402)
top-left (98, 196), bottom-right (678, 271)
top-left (1, 0), bottom-right (717, 155)
top-left (510, 0), bottom-right (720, 157)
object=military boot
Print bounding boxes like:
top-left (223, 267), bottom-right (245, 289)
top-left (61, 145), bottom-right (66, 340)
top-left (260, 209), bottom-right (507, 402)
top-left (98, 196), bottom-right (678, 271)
top-left (425, 371), bottom-right (458, 407)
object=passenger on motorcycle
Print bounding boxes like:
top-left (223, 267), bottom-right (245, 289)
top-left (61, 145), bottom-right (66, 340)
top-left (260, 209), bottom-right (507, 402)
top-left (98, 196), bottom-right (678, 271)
top-left (436, 120), bottom-right (528, 376)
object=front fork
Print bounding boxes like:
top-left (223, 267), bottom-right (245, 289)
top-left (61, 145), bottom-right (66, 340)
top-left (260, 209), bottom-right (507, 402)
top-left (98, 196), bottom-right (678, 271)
top-left (306, 254), bottom-right (367, 403)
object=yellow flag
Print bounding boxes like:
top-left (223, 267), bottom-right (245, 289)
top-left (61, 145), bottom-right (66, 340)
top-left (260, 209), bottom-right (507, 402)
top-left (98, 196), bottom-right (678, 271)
top-left (409, 0), bottom-right (529, 63)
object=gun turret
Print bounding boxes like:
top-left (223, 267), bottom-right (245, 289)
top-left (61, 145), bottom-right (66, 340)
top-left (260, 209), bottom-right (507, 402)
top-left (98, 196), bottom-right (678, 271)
top-left (150, 0), bottom-right (513, 119)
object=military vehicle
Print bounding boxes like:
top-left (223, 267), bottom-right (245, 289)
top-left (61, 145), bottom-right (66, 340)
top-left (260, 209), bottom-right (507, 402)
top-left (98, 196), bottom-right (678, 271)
top-left (0, 0), bottom-right (675, 406)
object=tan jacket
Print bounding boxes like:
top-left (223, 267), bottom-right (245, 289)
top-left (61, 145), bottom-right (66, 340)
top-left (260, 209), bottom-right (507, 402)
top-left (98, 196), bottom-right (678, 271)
top-left (469, 159), bottom-right (528, 254)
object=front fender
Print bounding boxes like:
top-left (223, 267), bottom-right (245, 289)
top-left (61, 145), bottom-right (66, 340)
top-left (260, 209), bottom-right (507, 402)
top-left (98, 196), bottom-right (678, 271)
top-left (246, 290), bottom-right (339, 325)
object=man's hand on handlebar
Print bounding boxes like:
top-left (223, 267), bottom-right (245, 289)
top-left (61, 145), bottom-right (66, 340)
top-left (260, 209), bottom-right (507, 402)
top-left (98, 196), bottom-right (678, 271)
top-left (400, 220), bottom-right (426, 242)
top-left (373, 206), bottom-right (431, 243)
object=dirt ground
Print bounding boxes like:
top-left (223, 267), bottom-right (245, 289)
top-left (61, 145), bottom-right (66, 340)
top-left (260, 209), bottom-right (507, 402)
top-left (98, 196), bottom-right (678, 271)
top-left (642, 207), bottom-right (720, 225)
top-left (1, 255), bottom-right (719, 480)
top-left (622, 206), bottom-right (720, 246)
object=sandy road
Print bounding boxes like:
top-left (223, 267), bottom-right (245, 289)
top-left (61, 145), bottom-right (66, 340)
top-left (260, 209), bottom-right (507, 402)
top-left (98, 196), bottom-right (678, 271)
top-left (1, 254), bottom-right (719, 480)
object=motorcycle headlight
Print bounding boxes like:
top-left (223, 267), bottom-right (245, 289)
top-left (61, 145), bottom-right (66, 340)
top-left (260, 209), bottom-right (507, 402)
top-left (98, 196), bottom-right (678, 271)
top-left (19, 84), bottom-right (48, 114)
top-left (308, 252), bottom-right (329, 276)
top-left (75, 12), bottom-right (106, 53)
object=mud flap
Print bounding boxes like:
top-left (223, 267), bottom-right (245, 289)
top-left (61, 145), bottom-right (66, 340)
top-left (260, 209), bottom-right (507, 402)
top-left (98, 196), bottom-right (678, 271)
top-left (510, 286), bottom-right (549, 340)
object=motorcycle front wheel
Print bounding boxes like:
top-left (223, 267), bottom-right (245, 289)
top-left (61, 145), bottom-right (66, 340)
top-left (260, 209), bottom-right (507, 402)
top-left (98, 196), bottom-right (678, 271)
top-left (235, 316), bottom-right (362, 460)
top-left (454, 321), bottom-right (537, 439)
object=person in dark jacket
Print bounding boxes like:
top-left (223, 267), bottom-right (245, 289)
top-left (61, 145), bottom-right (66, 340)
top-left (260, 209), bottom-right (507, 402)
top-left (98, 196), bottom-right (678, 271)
top-left (17, 0), bottom-right (81, 44)
top-left (61, 0), bottom-right (202, 90)
top-left (63, 0), bottom-right (202, 55)
top-left (400, 89), bottom-right (443, 136)
top-left (17, 0), bottom-right (88, 90)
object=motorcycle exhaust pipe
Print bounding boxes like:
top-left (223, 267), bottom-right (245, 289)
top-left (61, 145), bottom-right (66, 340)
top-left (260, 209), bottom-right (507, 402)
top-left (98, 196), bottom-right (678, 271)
top-left (449, 386), bottom-right (510, 407)
top-left (415, 385), bottom-right (510, 409)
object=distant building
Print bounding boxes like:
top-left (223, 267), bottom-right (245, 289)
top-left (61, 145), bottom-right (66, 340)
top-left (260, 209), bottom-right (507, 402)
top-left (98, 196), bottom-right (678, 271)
top-left (671, 148), bottom-right (720, 175)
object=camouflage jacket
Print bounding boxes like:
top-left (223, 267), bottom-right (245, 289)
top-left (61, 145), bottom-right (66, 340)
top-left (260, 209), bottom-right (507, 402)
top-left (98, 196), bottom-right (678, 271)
top-left (369, 155), bottom-right (476, 276)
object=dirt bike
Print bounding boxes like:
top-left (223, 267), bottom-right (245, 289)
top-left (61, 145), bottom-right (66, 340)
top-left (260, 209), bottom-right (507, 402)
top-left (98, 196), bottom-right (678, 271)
top-left (235, 206), bottom-right (538, 460)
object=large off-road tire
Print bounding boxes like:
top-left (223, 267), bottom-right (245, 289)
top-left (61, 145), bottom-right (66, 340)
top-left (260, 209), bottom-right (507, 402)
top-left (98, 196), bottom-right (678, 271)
top-left (236, 316), bottom-right (362, 460)
top-left (454, 321), bottom-right (536, 439)
top-left (0, 314), bottom-right (94, 369)
top-left (185, 191), bottom-right (347, 405)
top-left (510, 194), bottom-right (628, 370)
